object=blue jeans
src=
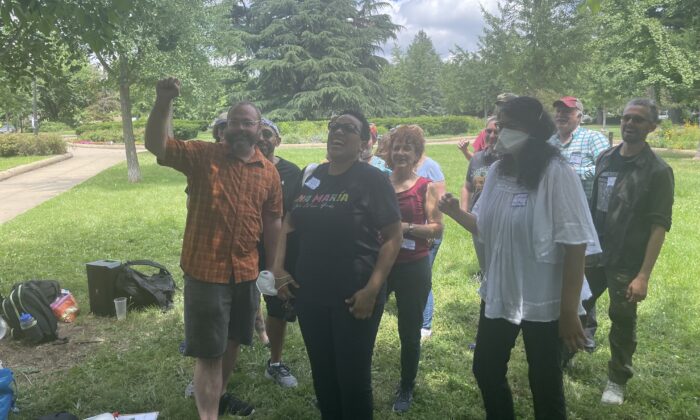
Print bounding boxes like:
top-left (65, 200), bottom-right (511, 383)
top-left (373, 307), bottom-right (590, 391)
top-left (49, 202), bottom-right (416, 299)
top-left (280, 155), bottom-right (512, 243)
top-left (421, 239), bottom-right (442, 329)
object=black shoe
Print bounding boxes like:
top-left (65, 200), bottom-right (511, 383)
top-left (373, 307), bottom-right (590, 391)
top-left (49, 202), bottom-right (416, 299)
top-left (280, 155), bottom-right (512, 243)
top-left (219, 392), bottom-right (255, 417)
top-left (392, 387), bottom-right (414, 413)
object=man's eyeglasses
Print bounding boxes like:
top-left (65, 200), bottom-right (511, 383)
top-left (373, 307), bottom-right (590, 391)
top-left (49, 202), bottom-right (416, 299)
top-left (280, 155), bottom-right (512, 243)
top-left (622, 115), bottom-right (651, 124)
top-left (261, 129), bottom-right (275, 140)
top-left (328, 122), bottom-right (360, 135)
top-left (229, 119), bottom-right (260, 128)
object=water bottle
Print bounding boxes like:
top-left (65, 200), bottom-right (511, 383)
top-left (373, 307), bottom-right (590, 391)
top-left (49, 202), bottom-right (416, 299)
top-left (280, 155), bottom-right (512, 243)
top-left (19, 313), bottom-right (42, 344)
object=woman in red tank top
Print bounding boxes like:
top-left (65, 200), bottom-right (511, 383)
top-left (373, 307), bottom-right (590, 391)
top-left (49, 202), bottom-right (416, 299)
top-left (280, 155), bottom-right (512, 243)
top-left (383, 125), bottom-right (443, 413)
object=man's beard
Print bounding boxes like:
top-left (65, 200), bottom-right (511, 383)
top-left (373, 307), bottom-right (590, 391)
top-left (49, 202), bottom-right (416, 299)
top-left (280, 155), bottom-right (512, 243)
top-left (226, 132), bottom-right (256, 147)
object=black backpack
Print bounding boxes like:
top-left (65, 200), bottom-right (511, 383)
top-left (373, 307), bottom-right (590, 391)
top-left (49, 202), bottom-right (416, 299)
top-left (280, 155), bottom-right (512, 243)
top-left (0, 280), bottom-right (60, 343)
top-left (115, 260), bottom-right (176, 310)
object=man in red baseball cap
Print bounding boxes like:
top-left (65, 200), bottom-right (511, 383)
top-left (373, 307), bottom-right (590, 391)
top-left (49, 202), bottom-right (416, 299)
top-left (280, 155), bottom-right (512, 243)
top-left (549, 96), bottom-right (609, 200)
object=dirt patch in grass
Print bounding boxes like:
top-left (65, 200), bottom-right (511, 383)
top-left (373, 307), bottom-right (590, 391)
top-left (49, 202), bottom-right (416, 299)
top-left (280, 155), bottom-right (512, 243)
top-left (0, 318), bottom-right (106, 384)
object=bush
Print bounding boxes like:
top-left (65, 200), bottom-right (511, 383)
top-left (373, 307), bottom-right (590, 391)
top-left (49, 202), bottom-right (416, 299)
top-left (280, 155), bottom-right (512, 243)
top-left (372, 115), bottom-right (484, 136)
top-left (648, 122), bottom-right (700, 150)
top-left (271, 115), bottom-right (484, 143)
top-left (76, 119), bottom-right (204, 142)
top-left (39, 121), bottom-right (73, 133)
top-left (0, 133), bottom-right (67, 157)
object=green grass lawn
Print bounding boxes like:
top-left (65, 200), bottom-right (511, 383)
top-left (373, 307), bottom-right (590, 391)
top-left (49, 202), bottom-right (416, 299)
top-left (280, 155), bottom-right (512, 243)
top-left (0, 155), bottom-right (51, 172)
top-left (0, 146), bottom-right (698, 419)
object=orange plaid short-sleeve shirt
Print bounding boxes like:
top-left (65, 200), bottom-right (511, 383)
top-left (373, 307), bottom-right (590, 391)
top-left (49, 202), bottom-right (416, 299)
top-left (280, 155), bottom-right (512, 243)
top-left (159, 138), bottom-right (282, 284)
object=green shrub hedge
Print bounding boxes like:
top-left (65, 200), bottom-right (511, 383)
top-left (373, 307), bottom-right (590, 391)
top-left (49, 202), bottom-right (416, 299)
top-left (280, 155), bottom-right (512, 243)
top-left (274, 115), bottom-right (485, 143)
top-left (39, 121), bottom-right (73, 133)
top-left (76, 119), bottom-right (207, 142)
top-left (0, 133), bottom-right (67, 157)
top-left (371, 115), bottom-right (484, 136)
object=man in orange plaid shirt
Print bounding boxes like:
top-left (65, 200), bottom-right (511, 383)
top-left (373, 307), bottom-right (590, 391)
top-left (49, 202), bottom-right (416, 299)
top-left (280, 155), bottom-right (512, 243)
top-left (145, 77), bottom-right (282, 418)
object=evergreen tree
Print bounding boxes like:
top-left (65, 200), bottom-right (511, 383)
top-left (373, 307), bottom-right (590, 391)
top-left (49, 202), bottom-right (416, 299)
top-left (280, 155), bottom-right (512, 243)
top-left (401, 30), bottom-right (444, 115)
top-left (231, 0), bottom-right (399, 120)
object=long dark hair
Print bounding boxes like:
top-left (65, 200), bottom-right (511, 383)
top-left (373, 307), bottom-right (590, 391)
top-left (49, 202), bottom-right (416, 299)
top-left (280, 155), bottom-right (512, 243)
top-left (498, 96), bottom-right (559, 190)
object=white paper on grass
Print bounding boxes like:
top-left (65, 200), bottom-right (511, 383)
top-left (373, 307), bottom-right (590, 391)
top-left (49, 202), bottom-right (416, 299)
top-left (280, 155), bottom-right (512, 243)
top-left (116, 413), bottom-right (159, 420)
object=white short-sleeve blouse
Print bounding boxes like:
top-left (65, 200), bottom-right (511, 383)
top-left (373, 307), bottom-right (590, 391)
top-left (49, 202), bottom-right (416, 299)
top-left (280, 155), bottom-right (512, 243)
top-left (472, 157), bottom-right (601, 324)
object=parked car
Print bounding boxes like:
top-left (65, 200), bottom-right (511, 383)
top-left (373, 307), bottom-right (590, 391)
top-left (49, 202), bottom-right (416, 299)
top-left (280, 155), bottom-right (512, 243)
top-left (0, 124), bottom-right (16, 134)
top-left (581, 114), bottom-right (594, 124)
top-left (658, 110), bottom-right (669, 120)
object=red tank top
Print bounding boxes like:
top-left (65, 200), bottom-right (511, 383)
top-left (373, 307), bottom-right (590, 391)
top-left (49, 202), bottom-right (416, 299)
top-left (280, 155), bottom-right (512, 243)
top-left (395, 176), bottom-right (431, 263)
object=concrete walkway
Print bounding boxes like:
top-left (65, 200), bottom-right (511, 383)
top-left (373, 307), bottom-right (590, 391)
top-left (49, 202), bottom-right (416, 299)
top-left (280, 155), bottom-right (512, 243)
top-left (0, 145), bottom-right (131, 224)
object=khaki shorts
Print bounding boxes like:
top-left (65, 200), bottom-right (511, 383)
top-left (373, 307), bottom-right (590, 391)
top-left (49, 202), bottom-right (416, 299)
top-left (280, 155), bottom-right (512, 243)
top-left (183, 274), bottom-right (259, 358)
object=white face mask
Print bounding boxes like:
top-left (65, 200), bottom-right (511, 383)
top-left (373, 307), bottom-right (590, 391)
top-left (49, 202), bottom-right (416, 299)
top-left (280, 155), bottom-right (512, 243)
top-left (494, 128), bottom-right (530, 155)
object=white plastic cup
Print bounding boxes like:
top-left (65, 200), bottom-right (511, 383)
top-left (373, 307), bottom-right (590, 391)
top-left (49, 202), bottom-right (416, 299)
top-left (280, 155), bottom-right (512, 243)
top-left (114, 297), bottom-right (127, 321)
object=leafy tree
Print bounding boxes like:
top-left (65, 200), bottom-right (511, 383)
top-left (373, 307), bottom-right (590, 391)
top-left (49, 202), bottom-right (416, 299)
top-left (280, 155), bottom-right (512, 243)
top-left (478, 0), bottom-right (595, 100)
top-left (1, 0), bottom-right (220, 182)
top-left (399, 30), bottom-right (444, 116)
top-left (440, 48), bottom-right (502, 117)
top-left (231, 0), bottom-right (399, 120)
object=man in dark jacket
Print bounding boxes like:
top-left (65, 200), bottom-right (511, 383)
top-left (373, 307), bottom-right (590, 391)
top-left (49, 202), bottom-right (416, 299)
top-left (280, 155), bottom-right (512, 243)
top-left (584, 98), bottom-right (674, 405)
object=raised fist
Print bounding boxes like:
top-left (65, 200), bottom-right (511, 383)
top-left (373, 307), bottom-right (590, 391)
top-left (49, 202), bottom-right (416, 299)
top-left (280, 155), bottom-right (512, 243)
top-left (156, 77), bottom-right (180, 101)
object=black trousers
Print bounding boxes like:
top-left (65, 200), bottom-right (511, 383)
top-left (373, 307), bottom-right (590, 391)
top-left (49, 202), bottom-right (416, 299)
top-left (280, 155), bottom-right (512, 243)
top-left (473, 302), bottom-right (566, 420)
top-left (297, 299), bottom-right (384, 420)
top-left (386, 256), bottom-right (432, 390)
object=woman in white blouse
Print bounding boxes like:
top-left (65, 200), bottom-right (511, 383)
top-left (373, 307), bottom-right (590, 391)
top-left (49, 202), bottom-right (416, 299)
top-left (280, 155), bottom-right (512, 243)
top-left (439, 96), bottom-right (600, 420)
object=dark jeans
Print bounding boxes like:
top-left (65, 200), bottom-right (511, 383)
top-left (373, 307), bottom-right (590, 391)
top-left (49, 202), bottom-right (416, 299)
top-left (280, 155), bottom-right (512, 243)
top-left (297, 300), bottom-right (384, 420)
top-left (582, 267), bottom-right (637, 385)
top-left (473, 302), bottom-right (566, 420)
top-left (422, 239), bottom-right (442, 329)
top-left (387, 257), bottom-right (432, 390)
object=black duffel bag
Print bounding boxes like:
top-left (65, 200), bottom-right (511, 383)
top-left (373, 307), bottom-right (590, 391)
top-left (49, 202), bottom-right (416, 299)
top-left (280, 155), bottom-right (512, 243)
top-left (115, 260), bottom-right (176, 310)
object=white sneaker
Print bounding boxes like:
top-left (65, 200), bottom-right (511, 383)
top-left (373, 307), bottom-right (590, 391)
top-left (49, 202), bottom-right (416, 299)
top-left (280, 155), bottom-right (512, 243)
top-left (601, 380), bottom-right (624, 405)
top-left (420, 328), bottom-right (432, 340)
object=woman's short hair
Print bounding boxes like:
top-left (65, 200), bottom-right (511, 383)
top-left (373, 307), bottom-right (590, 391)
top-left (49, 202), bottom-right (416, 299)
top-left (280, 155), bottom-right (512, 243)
top-left (337, 109), bottom-right (371, 142)
top-left (385, 125), bottom-right (426, 169)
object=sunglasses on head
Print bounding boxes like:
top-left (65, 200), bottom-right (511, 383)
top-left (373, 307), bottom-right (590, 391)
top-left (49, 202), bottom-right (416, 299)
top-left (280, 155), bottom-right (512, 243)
top-left (328, 122), bottom-right (360, 135)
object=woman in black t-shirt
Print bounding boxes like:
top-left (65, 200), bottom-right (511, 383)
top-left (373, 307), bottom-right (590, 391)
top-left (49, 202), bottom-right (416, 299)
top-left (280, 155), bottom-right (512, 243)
top-left (273, 110), bottom-right (403, 420)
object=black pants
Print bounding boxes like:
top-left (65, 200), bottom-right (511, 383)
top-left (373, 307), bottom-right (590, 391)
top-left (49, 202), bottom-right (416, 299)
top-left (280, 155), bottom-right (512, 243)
top-left (473, 302), bottom-right (566, 420)
top-left (582, 267), bottom-right (638, 384)
top-left (297, 300), bottom-right (384, 420)
top-left (387, 257), bottom-right (432, 390)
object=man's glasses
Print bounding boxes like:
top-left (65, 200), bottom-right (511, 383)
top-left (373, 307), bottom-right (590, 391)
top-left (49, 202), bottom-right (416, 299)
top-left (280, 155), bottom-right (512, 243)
top-left (261, 129), bottom-right (275, 140)
top-left (229, 119), bottom-right (260, 128)
top-left (622, 115), bottom-right (651, 124)
top-left (328, 122), bottom-right (360, 135)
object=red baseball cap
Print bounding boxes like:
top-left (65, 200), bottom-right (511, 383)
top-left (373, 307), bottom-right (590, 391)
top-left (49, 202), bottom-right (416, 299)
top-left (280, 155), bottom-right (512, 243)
top-left (553, 96), bottom-right (583, 112)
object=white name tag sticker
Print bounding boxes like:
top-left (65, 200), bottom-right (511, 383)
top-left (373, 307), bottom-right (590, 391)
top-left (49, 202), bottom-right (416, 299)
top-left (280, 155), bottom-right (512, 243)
top-left (401, 238), bottom-right (416, 250)
top-left (607, 176), bottom-right (616, 187)
top-left (569, 153), bottom-right (583, 165)
top-left (305, 177), bottom-right (321, 190)
top-left (511, 193), bottom-right (529, 207)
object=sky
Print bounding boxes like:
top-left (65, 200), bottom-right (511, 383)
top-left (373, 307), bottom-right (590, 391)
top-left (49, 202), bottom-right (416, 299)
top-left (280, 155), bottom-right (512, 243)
top-left (380, 0), bottom-right (500, 60)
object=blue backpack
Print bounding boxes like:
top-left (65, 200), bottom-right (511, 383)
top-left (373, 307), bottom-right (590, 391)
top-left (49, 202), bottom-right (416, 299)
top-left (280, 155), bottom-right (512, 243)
top-left (0, 367), bottom-right (16, 419)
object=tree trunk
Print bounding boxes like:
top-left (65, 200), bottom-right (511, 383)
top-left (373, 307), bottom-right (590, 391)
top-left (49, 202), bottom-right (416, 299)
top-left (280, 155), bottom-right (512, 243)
top-left (596, 106), bottom-right (604, 125)
top-left (32, 78), bottom-right (38, 136)
top-left (118, 56), bottom-right (141, 183)
top-left (602, 105), bottom-right (607, 129)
